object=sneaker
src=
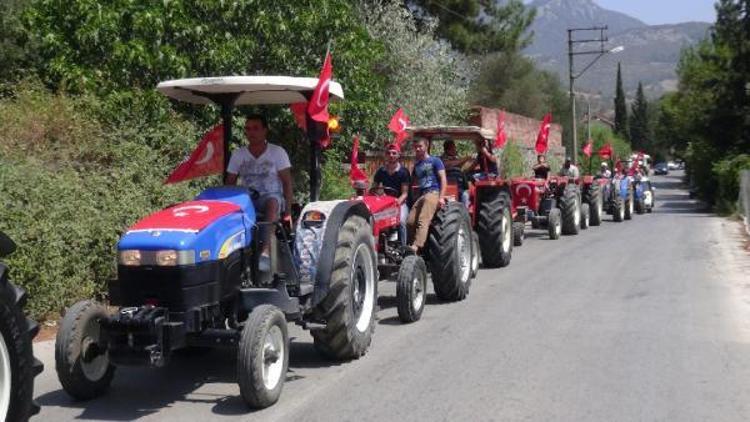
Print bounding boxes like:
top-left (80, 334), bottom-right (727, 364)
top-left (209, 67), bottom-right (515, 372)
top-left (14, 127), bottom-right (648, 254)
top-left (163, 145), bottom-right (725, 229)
top-left (258, 254), bottom-right (271, 272)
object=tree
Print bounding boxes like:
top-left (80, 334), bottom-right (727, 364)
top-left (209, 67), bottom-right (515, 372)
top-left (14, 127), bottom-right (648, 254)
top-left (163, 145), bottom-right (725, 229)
top-left (613, 62), bottom-right (629, 140)
top-left (628, 82), bottom-right (649, 151)
top-left (409, 0), bottom-right (536, 54)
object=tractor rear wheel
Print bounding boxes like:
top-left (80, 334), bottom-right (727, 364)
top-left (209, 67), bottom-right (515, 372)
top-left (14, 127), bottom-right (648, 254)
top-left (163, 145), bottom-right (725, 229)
top-left (428, 202), bottom-right (472, 301)
top-left (0, 266), bottom-right (42, 422)
top-left (477, 190), bottom-right (512, 268)
top-left (560, 185), bottom-right (581, 235)
top-left (312, 215), bottom-right (377, 360)
top-left (470, 231), bottom-right (480, 279)
top-left (585, 183), bottom-right (603, 226)
top-left (238, 305), bottom-right (289, 409)
top-left (396, 256), bottom-right (428, 323)
top-left (635, 197), bottom-right (645, 214)
top-left (548, 208), bottom-right (562, 240)
top-left (581, 203), bottom-right (590, 230)
top-left (513, 222), bottom-right (525, 247)
top-left (613, 191), bottom-right (625, 222)
top-left (55, 300), bottom-right (116, 400)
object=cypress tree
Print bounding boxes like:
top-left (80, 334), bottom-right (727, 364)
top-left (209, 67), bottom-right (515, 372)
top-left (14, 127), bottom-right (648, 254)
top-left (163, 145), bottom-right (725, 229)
top-left (614, 62), bottom-right (629, 140)
top-left (629, 82), bottom-right (649, 151)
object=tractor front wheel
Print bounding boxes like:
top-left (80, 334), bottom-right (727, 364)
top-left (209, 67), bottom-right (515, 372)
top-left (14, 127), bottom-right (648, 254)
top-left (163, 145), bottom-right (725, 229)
top-left (585, 184), bottom-right (603, 226)
top-left (477, 191), bottom-right (512, 268)
top-left (396, 256), bottom-right (428, 323)
top-left (238, 305), bottom-right (289, 409)
top-left (581, 203), bottom-right (590, 230)
top-left (513, 222), bottom-right (525, 247)
top-left (560, 185), bottom-right (581, 235)
top-left (548, 208), bottom-right (562, 240)
top-left (312, 215), bottom-right (377, 360)
top-left (55, 300), bottom-right (115, 400)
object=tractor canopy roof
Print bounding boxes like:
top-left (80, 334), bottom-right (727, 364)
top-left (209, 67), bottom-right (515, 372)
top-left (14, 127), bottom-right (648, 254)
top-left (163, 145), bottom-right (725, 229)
top-left (156, 76), bottom-right (344, 106)
top-left (406, 126), bottom-right (494, 143)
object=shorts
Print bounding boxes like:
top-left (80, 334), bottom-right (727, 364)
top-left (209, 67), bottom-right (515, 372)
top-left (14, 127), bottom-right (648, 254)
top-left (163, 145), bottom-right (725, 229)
top-left (253, 192), bottom-right (285, 219)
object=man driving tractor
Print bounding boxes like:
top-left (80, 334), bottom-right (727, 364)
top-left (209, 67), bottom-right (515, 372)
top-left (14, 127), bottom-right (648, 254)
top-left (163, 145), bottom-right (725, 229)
top-left (373, 143), bottom-right (411, 245)
top-left (532, 154), bottom-right (551, 179)
top-left (407, 137), bottom-right (447, 254)
top-left (225, 114), bottom-right (294, 269)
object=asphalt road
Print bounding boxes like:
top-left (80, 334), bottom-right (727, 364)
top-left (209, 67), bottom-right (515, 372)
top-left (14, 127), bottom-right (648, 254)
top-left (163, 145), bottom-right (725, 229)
top-left (32, 171), bottom-right (750, 421)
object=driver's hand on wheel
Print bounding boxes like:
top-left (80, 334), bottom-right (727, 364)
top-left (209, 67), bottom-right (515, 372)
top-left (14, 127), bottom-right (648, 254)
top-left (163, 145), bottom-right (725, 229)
top-left (438, 197), bottom-right (447, 208)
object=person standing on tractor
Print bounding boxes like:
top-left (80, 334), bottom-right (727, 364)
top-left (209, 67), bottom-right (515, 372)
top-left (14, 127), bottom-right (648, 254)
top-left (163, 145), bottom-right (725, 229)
top-left (558, 157), bottom-right (580, 179)
top-left (225, 114), bottom-right (294, 268)
top-left (407, 137), bottom-right (447, 254)
top-left (599, 162), bottom-right (612, 178)
top-left (441, 140), bottom-right (471, 207)
top-left (473, 138), bottom-right (498, 175)
top-left (532, 154), bottom-right (551, 179)
top-left (373, 143), bottom-right (411, 245)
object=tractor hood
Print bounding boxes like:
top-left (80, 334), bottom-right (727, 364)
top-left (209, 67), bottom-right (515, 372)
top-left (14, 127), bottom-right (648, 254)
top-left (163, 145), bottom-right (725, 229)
top-left (118, 187), bottom-right (255, 263)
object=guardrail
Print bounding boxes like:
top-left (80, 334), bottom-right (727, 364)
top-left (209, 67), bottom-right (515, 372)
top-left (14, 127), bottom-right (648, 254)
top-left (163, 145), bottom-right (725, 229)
top-left (740, 170), bottom-right (750, 235)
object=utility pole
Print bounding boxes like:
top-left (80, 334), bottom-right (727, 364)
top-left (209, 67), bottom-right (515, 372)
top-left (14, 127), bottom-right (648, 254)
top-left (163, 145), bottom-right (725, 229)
top-left (567, 26), bottom-right (623, 165)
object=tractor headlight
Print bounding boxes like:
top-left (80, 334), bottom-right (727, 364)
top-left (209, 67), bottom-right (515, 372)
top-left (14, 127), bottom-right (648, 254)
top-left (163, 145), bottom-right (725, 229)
top-left (155, 250), bottom-right (195, 266)
top-left (119, 250), bottom-right (142, 266)
top-left (302, 210), bottom-right (326, 228)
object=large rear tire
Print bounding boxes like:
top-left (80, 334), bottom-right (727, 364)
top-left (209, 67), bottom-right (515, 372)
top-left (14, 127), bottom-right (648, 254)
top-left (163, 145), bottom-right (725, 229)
top-left (581, 203), bottom-right (590, 230)
top-left (428, 202), bottom-right (473, 301)
top-left (311, 215), bottom-right (377, 360)
top-left (560, 185), bottom-right (581, 235)
top-left (612, 190), bottom-right (625, 222)
top-left (470, 231), bottom-right (480, 279)
top-left (624, 189), bottom-right (634, 220)
top-left (396, 256), bottom-right (428, 323)
top-left (548, 208), bottom-right (562, 240)
top-left (55, 300), bottom-right (116, 400)
top-left (584, 183), bottom-right (603, 226)
top-left (477, 190), bottom-right (512, 268)
top-left (0, 265), bottom-right (42, 422)
top-left (238, 305), bottom-right (289, 409)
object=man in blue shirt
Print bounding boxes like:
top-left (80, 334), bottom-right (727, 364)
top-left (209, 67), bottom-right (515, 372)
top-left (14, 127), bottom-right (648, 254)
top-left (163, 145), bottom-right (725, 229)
top-left (373, 143), bottom-right (411, 245)
top-left (407, 137), bottom-right (447, 253)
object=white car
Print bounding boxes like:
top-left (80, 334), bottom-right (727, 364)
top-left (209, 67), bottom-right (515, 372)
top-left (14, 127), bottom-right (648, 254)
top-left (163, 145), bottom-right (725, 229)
top-left (667, 161), bottom-right (679, 170)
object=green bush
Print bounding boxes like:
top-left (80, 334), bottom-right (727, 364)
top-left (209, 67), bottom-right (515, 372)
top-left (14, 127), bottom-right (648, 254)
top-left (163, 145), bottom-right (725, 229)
top-left (500, 140), bottom-right (526, 178)
top-left (713, 154), bottom-right (750, 214)
top-left (577, 124), bottom-right (632, 175)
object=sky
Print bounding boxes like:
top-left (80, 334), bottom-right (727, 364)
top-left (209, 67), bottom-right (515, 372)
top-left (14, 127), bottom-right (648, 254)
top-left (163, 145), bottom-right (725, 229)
top-left (594, 0), bottom-right (716, 25)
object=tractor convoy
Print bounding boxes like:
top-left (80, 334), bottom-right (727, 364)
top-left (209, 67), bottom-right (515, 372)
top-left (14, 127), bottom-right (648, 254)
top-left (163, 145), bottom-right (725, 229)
top-left (5, 75), bottom-right (657, 417)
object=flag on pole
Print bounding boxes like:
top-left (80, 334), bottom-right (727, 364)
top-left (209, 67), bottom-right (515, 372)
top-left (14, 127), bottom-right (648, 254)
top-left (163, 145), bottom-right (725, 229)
top-left (290, 102), bottom-right (307, 131)
top-left (582, 140), bottom-right (593, 157)
top-left (534, 113), bottom-right (552, 154)
top-left (165, 124), bottom-right (224, 184)
top-left (349, 135), bottom-right (368, 184)
top-left (597, 143), bottom-right (613, 160)
top-left (494, 110), bottom-right (507, 149)
top-left (307, 51), bottom-right (332, 123)
top-left (387, 108), bottom-right (409, 148)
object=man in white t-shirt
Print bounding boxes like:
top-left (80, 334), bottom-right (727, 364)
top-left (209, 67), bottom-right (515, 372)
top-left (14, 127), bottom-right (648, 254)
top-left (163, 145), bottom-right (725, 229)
top-left (225, 114), bottom-right (293, 221)
top-left (225, 115), bottom-right (293, 268)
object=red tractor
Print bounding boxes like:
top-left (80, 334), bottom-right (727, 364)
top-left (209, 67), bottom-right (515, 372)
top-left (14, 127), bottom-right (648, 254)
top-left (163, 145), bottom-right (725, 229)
top-left (511, 175), bottom-right (588, 240)
top-left (406, 126), bottom-right (515, 269)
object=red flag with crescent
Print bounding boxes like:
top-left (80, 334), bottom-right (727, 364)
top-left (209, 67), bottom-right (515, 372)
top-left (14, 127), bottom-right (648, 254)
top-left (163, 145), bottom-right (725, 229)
top-left (350, 135), bottom-right (368, 184)
top-left (494, 110), bottom-right (507, 149)
top-left (388, 108), bottom-right (410, 147)
top-left (598, 143), bottom-right (613, 160)
top-left (582, 140), bottom-right (593, 157)
top-left (308, 51), bottom-right (332, 123)
top-left (534, 113), bottom-right (552, 154)
top-left (165, 124), bottom-right (224, 184)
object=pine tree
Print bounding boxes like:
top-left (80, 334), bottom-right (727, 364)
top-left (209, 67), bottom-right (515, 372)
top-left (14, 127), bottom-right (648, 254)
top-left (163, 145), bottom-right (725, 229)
top-left (613, 62), bottom-right (629, 140)
top-left (629, 82), bottom-right (649, 151)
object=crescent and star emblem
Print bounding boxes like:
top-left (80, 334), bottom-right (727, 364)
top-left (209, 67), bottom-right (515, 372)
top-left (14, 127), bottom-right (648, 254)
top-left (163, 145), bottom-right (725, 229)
top-left (315, 79), bottom-right (331, 107)
top-left (195, 142), bottom-right (214, 165)
top-left (515, 184), bottom-right (532, 197)
top-left (172, 205), bottom-right (210, 217)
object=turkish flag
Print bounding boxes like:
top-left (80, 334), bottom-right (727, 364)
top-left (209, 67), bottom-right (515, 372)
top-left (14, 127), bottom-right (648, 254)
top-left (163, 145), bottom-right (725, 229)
top-left (350, 135), bottom-right (368, 184)
top-left (307, 52), bottom-right (332, 123)
top-left (582, 140), bottom-right (593, 157)
top-left (598, 143), bottom-right (613, 160)
top-left (388, 108), bottom-right (409, 148)
top-left (165, 124), bottom-right (224, 184)
top-left (494, 110), bottom-right (507, 149)
top-left (290, 102), bottom-right (307, 131)
top-left (534, 113), bottom-right (552, 154)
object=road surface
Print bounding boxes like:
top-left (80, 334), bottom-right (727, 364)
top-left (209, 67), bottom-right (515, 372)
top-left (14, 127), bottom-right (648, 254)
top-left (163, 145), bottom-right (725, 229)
top-left (32, 172), bottom-right (750, 421)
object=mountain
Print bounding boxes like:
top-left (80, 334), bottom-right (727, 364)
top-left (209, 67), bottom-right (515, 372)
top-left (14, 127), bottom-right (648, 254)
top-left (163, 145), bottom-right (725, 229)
top-left (522, 0), bottom-right (711, 100)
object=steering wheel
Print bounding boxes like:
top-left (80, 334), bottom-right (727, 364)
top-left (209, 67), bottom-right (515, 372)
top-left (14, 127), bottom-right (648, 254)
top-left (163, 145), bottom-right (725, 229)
top-left (369, 186), bottom-right (400, 197)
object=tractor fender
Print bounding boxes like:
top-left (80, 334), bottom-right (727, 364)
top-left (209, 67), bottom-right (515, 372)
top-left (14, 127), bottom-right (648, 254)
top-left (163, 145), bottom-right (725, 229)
top-left (294, 200), bottom-right (373, 308)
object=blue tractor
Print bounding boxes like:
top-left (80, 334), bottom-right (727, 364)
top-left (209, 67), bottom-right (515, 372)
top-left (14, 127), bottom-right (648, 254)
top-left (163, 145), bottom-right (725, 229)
top-left (54, 76), bottom-right (383, 409)
top-left (633, 176), bottom-right (654, 214)
top-left (601, 172), bottom-right (634, 222)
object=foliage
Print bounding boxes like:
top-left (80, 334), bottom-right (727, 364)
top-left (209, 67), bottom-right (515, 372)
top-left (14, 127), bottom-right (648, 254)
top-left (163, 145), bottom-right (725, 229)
top-left (409, 0), bottom-right (535, 54)
top-left (713, 154), bottom-right (750, 214)
top-left (652, 0), bottom-right (748, 207)
top-left (468, 51), bottom-right (572, 149)
top-left (499, 140), bottom-right (526, 178)
top-left (0, 0), bottom-right (34, 88)
top-left (613, 62), bottom-right (629, 140)
top-left (628, 82), bottom-right (651, 151)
